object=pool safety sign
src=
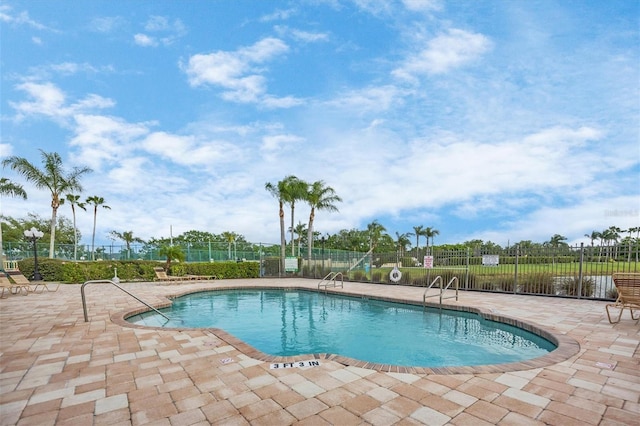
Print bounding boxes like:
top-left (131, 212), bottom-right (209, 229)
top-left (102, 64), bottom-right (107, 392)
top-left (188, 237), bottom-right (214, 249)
top-left (423, 256), bottom-right (434, 269)
top-left (482, 255), bottom-right (499, 266)
top-left (270, 360), bottom-right (320, 369)
top-left (285, 256), bottom-right (298, 272)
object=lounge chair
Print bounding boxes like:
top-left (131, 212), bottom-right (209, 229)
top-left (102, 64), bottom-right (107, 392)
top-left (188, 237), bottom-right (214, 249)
top-left (0, 275), bottom-right (29, 297)
top-left (154, 267), bottom-right (193, 282)
top-left (606, 273), bottom-right (640, 324)
top-left (5, 270), bottom-right (45, 293)
top-left (186, 273), bottom-right (217, 280)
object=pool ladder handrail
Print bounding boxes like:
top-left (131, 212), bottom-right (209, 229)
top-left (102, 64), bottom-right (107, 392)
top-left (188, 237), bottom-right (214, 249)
top-left (81, 279), bottom-right (171, 323)
top-left (423, 275), bottom-right (459, 307)
top-left (318, 271), bottom-right (344, 290)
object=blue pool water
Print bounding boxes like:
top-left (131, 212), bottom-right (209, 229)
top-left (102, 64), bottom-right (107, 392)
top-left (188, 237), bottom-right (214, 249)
top-left (127, 289), bottom-right (556, 367)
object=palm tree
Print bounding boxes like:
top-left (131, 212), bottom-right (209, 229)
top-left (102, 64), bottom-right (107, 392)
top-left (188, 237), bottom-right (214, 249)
top-left (394, 232), bottom-right (412, 259)
top-left (109, 230), bottom-right (145, 259)
top-left (86, 196), bottom-right (111, 260)
top-left (265, 179), bottom-right (289, 272)
top-left (221, 231), bottom-right (238, 260)
top-left (66, 194), bottom-right (86, 261)
top-left (0, 178), bottom-right (28, 262)
top-left (548, 234), bottom-right (568, 248)
top-left (2, 150), bottom-right (92, 258)
top-left (158, 244), bottom-right (185, 271)
top-left (412, 225), bottom-right (427, 260)
top-left (293, 221), bottom-right (307, 256)
top-left (584, 230), bottom-right (601, 247)
top-left (424, 227), bottom-right (440, 255)
top-left (601, 227), bottom-right (621, 260)
top-left (281, 176), bottom-right (308, 256)
top-left (367, 220), bottom-right (387, 252)
top-left (305, 180), bottom-right (342, 260)
top-left (607, 226), bottom-right (622, 259)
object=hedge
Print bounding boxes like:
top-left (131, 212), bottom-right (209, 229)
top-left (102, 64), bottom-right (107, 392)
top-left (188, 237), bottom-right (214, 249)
top-left (12, 258), bottom-right (260, 283)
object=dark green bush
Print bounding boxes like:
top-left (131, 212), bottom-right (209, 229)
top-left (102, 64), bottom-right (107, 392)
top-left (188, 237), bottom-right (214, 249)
top-left (15, 258), bottom-right (259, 283)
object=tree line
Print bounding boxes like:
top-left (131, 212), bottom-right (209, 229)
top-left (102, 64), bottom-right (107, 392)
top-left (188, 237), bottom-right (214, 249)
top-left (2, 150), bottom-right (637, 265)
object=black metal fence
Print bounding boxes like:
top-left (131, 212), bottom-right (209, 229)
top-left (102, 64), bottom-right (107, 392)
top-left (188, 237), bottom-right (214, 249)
top-left (4, 241), bottom-right (637, 300)
top-left (296, 243), bottom-right (638, 301)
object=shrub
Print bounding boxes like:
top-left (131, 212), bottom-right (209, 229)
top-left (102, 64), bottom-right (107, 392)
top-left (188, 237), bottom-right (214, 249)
top-left (412, 276), bottom-right (430, 287)
top-left (518, 273), bottom-right (556, 295)
top-left (560, 276), bottom-right (595, 297)
top-left (15, 259), bottom-right (259, 283)
top-left (351, 270), bottom-right (367, 282)
top-left (371, 271), bottom-right (383, 283)
top-left (400, 257), bottom-right (415, 267)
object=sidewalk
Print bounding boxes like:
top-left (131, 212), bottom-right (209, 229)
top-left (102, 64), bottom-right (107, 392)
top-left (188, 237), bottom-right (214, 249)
top-left (1, 278), bottom-right (638, 425)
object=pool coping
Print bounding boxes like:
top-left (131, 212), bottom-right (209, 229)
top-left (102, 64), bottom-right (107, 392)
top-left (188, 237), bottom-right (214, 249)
top-left (111, 285), bottom-right (581, 375)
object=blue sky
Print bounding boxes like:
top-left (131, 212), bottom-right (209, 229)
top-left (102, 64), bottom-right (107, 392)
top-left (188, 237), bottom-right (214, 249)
top-left (1, 0), bottom-right (639, 248)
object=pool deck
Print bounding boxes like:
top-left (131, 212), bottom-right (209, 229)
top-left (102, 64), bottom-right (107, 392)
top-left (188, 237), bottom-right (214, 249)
top-left (0, 278), bottom-right (638, 425)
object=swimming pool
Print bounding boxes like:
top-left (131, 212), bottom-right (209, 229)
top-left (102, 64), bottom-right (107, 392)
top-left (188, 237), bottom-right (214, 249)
top-left (126, 289), bottom-right (556, 368)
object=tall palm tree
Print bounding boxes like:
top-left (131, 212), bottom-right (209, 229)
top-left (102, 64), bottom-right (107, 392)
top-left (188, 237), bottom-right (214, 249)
top-left (282, 176), bottom-right (308, 256)
top-left (305, 180), bottom-right (342, 260)
top-left (584, 230), bottom-right (601, 247)
top-left (367, 220), bottom-right (387, 252)
top-left (0, 178), bottom-right (28, 262)
top-left (607, 226), bottom-right (622, 259)
top-left (424, 227), bottom-right (440, 255)
top-left (221, 231), bottom-right (238, 260)
top-left (86, 196), bottom-right (110, 260)
top-left (412, 225), bottom-right (427, 260)
top-left (265, 179), bottom-right (289, 272)
top-left (66, 194), bottom-right (86, 261)
top-left (2, 150), bottom-right (92, 258)
top-left (394, 232), bottom-right (412, 258)
top-left (109, 230), bottom-right (144, 259)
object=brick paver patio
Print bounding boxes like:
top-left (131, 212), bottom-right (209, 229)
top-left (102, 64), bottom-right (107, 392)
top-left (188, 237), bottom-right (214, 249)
top-left (1, 278), bottom-right (638, 425)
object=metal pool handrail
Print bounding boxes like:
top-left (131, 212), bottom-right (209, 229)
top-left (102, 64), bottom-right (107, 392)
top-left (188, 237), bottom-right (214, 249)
top-left (81, 279), bottom-right (171, 322)
top-left (423, 275), bottom-right (459, 307)
top-left (318, 271), bottom-right (344, 290)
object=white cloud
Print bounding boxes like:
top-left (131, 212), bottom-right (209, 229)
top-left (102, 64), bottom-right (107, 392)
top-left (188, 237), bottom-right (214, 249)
top-left (135, 16), bottom-right (186, 47)
top-left (0, 143), bottom-right (14, 158)
top-left (140, 131), bottom-right (242, 167)
top-left (134, 33), bottom-right (157, 47)
top-left (9, 82), bottom-right (115, 123)
top-left (326, 85), bottom-right (404, 112)
top-left (89, 16), bottom-right (126, 33)
top-left (0, 4), bottom-right (55, 31)
top-left (259, 8), bottom-right (297, 22)
top-left (393, 28), bottom-right (492, 80)
top-left (402, 0), bottom-right (442, 12)
top-left (274, 26), bottom-right (329, 43)
top-left (183, 37), bottom-right (290, 105)
top-left (262, 134), bottom-right (304, 152)
top-left (68, 114), bottom-right (151, 169)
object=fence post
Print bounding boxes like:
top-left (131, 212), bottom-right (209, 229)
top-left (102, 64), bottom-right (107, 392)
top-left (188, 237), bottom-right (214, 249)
top-left (577, 243), bottom-right (584, 299)
top-left (514, 244), bottom-right (519, 294)
top-left (465, 247), bottom-right (470, 290)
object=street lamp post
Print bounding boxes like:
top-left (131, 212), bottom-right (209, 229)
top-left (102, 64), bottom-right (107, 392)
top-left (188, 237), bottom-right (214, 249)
top-left (24, 227), bottom-right (44, 281)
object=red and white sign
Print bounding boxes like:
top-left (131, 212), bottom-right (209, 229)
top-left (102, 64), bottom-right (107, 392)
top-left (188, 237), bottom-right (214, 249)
top-left (423, 256), bottom-right (433, 269)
